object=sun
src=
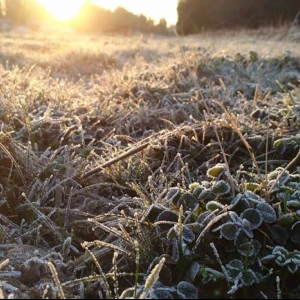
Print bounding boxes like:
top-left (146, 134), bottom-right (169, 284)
top-left (37, 0), bottom-right (85, 21)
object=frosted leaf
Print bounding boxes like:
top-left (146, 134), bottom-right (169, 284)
top-left (180, 192), bottom-right (198, 211)
top-left (197, 211), bottom-right (216, 226)
top-left (241, 219), bottom-right (253, 238)
top-left (234, 229), bottom-right (249, 247)
top-left (212, 180), bottom-right (231, 196)
top-left (171, 239), bottom-right (179, 262)
top-left (220, 222), bottom-right (239, 240)
top-left (267, 167), bottom-right (290, 185)
top-left (286, 200), bottom-right (300, 208)
top-left (185, 262), bottom-right (200, 283)
top-left (156, 210), bottom-right (178, 231)
top-left (206, 201), bottom-right (224, 211)
top-left (191, 186), bottom-right (203, 199)
top-left (239, 269), bottom-right (257, 286)
top-left (276, 192), bottom-right (290, 202)
top-left (288, 190), bottom-right (300, 202)
top-left (157, 210), bottom-right (178, 222)
top-left (120, 287), bottom-right (135, 299)
top-left (229, 211), bottom-right (241, 224)
top-left (226, 259), bottom-right (244, 271)
top-left (273, 246), bottom-right (289, 257)
top-left (177, 281), bottom-right (198, 299)
top-left (261, 254), bottom-right (276, 264)
top-left (198, 189), bottom-right (214, 202)
top-left (167, 227), bottom-right (176, 240)
top-left (150, 290), bottom-right (173, 299)
top-left (270, 224), bottom-right (288, 245)
top-left (142, 205), bottom-right (165, 223)
top-left (238, 241), bottom-right (255, 257)
top-left (175, 225), bottom-right (195, 243)
top-left (256, 203), bottom-right (276, 223)
top-left (287, 264), bottom-right (298, 274)
top-left (252, 239), bottom-right (262, 255)
top-left (231, 193), bottom-right (243, 207)
top-left (244, 191), bottom-right (264, 204)
top-left (207, 164), bottom-right (225, 178)
top-left (204, 267), bottom-right (225, 280)
top-left (241, 208), bottom-right (263, 229)
top-left (167, 187), bottom-right (181, 203)
top-left (188, 182), bottom-right (201, 193)
top-left (243, 182), bottom-right (261, 192)
top-left (291, 222), bottom-right (300, 244)
top-left (274, 138), bottom-right (287, 154)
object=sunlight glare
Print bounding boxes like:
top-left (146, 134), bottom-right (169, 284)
top-left (38, 0), bottom-right (85, 21)
top-left (93, 0), bottom-right (178, 25)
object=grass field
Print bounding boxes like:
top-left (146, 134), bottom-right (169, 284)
top-left (0, 25), bottom-right (300, 298)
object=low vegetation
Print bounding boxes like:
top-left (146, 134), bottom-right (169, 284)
top-left (0, 26), bottom-right (299, 298)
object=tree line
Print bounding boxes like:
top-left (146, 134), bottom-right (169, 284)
top-left (71, 1), bottom-right (168, 34)
top-left (177, 0), bottom-right (300, 35)
top-left (0, 0), bottom-right (169, 34)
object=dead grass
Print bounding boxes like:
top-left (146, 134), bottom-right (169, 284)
top-left (0, 25), bottom-right (299, 298)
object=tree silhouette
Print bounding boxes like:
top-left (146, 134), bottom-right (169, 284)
top-left (177, 0), bottom-right (300, 35)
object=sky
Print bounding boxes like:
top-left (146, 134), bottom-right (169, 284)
top-left (37, 0), bottom-right (178, 25)
top-left (93, 0), bottom-right (178, 25)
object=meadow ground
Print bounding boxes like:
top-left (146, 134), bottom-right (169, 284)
top-left (0, 26), bottom-right (300, 298)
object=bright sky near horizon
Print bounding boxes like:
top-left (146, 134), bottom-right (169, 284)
top-left (37, 0), bottom-right (178, 25)
top-left (93, 0), bottom-right (178, 25)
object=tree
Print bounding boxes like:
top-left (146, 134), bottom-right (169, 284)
top-left (3, 0), bottom-right (49, 23)
top-left (176, 0), bottom-right (300, 35)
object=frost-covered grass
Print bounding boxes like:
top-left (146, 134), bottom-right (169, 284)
top-left (0, 26), bottom-right (300, 298)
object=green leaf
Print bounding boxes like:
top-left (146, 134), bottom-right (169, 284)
top-left (243, 182), bottom-right (261, 192)
top-left (274, 138), bottom-right (286, 154)
top-left (207, 164), bottom-right (225, 178)
top-left (270, 224), bottom-right (289, 245)
top-left (278, 213), bottom-right (295, 228)
top-left (287, 200), bottom-right (300, 208)
top-left (206, 201), bottom-right (224, 211)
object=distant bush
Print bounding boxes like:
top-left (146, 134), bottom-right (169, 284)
top-left (177, 0), bottom-right (300, 35)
